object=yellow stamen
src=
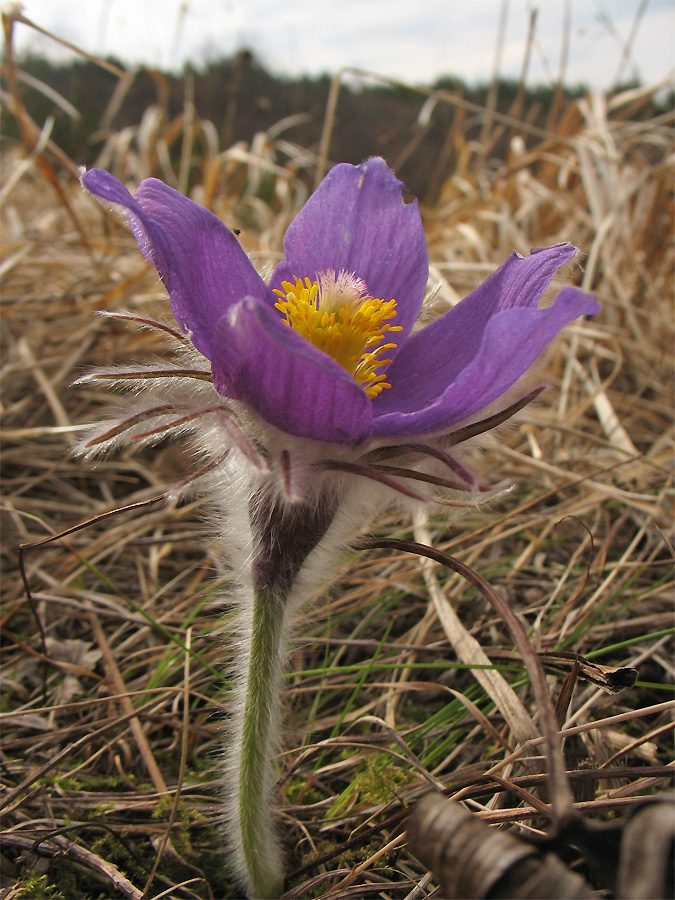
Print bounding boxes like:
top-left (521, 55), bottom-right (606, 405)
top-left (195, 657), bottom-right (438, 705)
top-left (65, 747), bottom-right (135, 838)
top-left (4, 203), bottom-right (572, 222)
top-left (273, 269), bottom-right (402, 398)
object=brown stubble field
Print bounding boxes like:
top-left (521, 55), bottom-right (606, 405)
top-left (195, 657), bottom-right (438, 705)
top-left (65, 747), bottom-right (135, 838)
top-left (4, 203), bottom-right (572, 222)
top-left (1, 13), bottom-right (674, 900)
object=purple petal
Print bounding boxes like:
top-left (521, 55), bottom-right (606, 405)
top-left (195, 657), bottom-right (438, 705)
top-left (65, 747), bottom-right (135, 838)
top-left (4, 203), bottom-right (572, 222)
top-left (374, 244), bottom-right (582, 416)
top-left (212, 297), bottom-right (373, 443)
top-left (82, 169), bottom-right (268, 360)
top-left (270, 158), bottom-right (428, 351)
top-left (371, 287), bottom-right (601, 436)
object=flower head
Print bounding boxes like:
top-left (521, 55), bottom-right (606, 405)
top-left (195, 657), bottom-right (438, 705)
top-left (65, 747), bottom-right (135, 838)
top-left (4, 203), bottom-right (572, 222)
top-left (80, 159), bottom-right (599, 455)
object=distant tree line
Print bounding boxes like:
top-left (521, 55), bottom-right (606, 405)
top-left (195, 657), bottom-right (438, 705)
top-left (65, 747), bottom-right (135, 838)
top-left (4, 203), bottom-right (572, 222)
top-left (2, 51), bottom-right (667, 200)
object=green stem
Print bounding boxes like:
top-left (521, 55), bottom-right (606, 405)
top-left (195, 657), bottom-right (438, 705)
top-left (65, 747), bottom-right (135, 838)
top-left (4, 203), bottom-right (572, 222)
top-left (231, 487), bottom-right (338, 896)
top-left (236, 588), bottom-right (286, 899)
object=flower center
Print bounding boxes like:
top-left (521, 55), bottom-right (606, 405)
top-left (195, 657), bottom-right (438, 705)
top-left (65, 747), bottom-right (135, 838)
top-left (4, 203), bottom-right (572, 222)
top-left (273, 269), bottom-right (402, 398)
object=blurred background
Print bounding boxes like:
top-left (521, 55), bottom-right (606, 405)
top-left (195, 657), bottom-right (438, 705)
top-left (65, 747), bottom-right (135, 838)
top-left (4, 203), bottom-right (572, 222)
top-left (4, 0), bottom-right (674, 201)
top-left (12, 0), bottom-right (675, 88)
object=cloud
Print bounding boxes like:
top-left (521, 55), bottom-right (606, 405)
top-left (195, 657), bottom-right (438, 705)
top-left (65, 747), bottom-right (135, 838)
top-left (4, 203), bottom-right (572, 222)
top-left (14, 0), bottom-right (674, 89)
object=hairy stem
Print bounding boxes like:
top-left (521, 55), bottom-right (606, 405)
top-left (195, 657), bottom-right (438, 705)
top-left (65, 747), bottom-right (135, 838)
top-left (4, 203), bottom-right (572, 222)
top-left (228, 486), bottom-right (338, 897)
top-left (236, 588), bottom-right (286, 899)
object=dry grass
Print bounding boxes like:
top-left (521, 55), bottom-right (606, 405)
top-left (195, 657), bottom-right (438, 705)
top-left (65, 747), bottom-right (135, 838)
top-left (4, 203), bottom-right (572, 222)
top-left (1, 16), bottom-right (674, 900)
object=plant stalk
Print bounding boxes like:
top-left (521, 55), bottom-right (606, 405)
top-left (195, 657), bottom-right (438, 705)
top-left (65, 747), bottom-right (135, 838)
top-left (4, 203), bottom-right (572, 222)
top-left (235, 587), bottom-right (286, 899)
top-left (228, 486), bottom-right (338, 897)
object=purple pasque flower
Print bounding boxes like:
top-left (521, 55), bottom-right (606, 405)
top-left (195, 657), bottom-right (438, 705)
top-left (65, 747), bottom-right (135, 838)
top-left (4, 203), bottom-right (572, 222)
top-left (79, 159), bottom-right (600, 900)
top-left (80, 158), bottom-right (600, 453)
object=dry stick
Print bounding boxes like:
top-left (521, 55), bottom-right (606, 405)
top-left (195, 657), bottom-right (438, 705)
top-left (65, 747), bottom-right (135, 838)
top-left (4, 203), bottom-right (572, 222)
top-left (0, 833), bottom-right (143, 900)
top-left (178, 71), bottom-right (196, 196)
top-left (6, 8), bottom-right (130, 80)
top-left (546, 0), bottom-right (572, 132)
top-left (482, 701), bottom-right (675, 777)
top-left (466, 794), bottom-right (659, 825)
top-left (512, 7), bottom-right (538, 119)
top-left (611, 0), bottom-right (650, 89)
top-left (0, 689), bottom-right (183, 721)
top-left (334, 832), bottom-right (407, 893)
top-left (18, 494), bottom-right (167, 590)
top-left (150, 879), bottom-right (207, 900)
top-left (413, 511), bottom-right (539, 748)
top-left (479, 0), bottom-right (508, 147)
top-left (355, 537), bottom-right (579, 826)
top-left (86, 602), bottom-right (168, 796)
top-left (599, 720), bottom-right (675, 770)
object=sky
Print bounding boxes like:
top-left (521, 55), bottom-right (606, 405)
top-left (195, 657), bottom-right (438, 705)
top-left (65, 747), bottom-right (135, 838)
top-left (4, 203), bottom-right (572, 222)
top-left (10, 0), bottom-right (675, 91)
